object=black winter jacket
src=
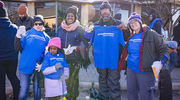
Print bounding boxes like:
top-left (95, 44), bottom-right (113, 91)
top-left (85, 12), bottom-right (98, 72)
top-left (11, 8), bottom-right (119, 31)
top-left (140, 26), bottom-right (169, 71)
top-left (151, 20), bottom-right (162, 35)
top-left (173, 24), bottom-right (180, 46)
top-left (17, 16), bottom-right (33, 31)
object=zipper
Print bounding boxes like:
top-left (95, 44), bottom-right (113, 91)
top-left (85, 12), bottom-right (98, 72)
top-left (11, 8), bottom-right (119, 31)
top-left (65, 32), bottom-right (68, 58)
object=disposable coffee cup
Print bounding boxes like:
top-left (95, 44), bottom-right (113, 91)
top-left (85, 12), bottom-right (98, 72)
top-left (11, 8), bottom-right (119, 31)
top-left (85, 96), bottom-right (90, 100)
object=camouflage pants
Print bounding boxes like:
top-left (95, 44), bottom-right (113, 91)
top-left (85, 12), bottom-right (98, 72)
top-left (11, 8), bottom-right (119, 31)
top-left (66, 62), bottom-right (81, 100)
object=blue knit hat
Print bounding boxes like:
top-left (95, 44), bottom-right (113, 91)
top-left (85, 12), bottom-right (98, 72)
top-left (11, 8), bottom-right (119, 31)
top-left (128, 12), bottom-right (142, 25)
top-left (168, 41), bottom-right (177, 49)
top-left (33, 15), bottom-right (44, 26)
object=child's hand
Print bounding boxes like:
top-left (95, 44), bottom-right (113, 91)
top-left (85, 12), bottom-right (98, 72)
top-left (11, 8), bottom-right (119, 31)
top-left (55, 62), bottom-right (63, 70)
top-left (60, 74), bottom-right (67, 81)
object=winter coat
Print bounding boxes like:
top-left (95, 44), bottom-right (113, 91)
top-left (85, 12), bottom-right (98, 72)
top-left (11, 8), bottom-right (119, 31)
top-left (149, 18), bottom-right (163, 35)
top-left (118, 26), bottom-right (169, 72)
top-left (168, 48), bottom-right (178, 66)
top-left (0, 18), bottom-right (18, 60)
top-left (173, 23), bottom-right (180, 46)
top-left (17, 16), bottom-right (33, 31)
top-left (14, 28), bottom-right (50, 74)
top-left (173, 23), bottom-right (180, 56)
top-left (56, 25), bottom-right (88, 62)
top-left (41, 52), bottom-right (69, 97)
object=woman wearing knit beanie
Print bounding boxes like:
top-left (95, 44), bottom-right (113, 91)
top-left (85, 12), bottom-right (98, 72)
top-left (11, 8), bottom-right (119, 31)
top-left (56, 5), bottom-right (89, 100)
top-left (14, 14), bottom-right (50, 100)
top-left (17, 4), bottom-right (33, 31)
top-left (0, 1), bottom-right (20, 100)
top-left (118, 12), bottom-right (169, 100)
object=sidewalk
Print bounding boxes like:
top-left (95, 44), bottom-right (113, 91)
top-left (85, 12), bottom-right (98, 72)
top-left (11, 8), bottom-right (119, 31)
top-left (5, 53), bottom-right (180, 97)
top-left (79, 63), bottom-right (180, 91)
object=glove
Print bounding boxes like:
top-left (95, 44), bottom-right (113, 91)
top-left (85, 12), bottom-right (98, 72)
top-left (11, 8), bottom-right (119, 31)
top-left (60, 74), bottom-right (67, 81)
top-left (35, 63), bottom-right (42, 72)
top-left (16, 26), bottom-right (26, 38)
top-left (85, 25), bottom-right (94, 33)
top-left (63, 44), bottom-right (77, 55)
top-left (55, 62), bottom-right (63, 70)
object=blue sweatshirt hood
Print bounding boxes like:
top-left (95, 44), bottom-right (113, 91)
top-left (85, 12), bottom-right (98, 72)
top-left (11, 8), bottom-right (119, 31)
top-left (0, 18), bottom-right (11, 29)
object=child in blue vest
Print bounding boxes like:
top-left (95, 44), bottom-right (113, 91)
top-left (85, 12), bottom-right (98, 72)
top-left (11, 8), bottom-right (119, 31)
top-left (41, 37), bottom-right (69, 99)
top-left (168, 41), bottom-right (178, 73)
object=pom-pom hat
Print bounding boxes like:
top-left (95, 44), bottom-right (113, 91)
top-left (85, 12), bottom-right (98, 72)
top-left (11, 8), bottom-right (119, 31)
top-left (128, 12), bottom-right (142, 26)
top-left (64, 5), bottom-right (79, 22)
top-left (33, 15), bottom-right (44, 26)
top-left (168, 41), bottom-right (177, 49)
top-left (0, 1), bottom-right (8, 17)
top-left (100, 1), bottom-right (112, 12)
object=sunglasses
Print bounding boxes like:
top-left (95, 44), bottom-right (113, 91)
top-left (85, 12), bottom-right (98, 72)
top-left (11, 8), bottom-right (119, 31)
top-left (34, 23), bottom-right (43, 26)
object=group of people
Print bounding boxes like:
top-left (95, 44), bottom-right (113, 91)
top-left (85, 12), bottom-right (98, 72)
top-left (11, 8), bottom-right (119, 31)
top-left (0, 0), bottom-right (179, 100)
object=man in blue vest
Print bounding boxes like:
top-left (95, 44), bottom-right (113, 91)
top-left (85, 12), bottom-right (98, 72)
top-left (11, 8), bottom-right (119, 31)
top-left (84, 1), bottom-right (126, 100)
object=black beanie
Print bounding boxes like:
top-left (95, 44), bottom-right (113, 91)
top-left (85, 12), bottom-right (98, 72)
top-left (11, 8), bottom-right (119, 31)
top-left (0, 1), bottom-right (8, 17)
top-left (33, 15), bottom-right (44, 26)
top-left (114, 13), bottom-right (121, 20)
top-left (100, 1), bottom-right (111, 12)
top-left (65, 5), bottom-right (78, 21)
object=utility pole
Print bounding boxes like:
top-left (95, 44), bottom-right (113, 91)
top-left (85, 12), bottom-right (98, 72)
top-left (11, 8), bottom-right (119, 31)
top-left (131, 0), bottom-right (134, 14)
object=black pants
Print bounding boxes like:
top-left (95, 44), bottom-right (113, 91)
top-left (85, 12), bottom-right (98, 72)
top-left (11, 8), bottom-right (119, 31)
top-left (97, 68), bottom-right (121, 100)
top-left (66, 62), bottom-right (80, 100)
top-left (0, 58), bottom-right (20, 100)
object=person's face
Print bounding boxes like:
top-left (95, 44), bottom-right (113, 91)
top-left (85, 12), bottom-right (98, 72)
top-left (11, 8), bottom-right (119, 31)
top-left (100, 8), bottom-right (111, 20)
top-left (19, 14), bottom-right (25, 19)
top-left (33, 21), bottom-right (43, 31)
top-left (130, 20), bottom-right (141, 32)
top-left (49, 46), bottom-right (58, 55)
top-left (66, 13), bottom-right (75, 25)
top-left (149, 14), bottom-right (153, 21)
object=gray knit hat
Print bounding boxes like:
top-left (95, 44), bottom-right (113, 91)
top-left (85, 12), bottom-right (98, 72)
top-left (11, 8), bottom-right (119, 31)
top-left (100, 1), bottom-right (111, 12)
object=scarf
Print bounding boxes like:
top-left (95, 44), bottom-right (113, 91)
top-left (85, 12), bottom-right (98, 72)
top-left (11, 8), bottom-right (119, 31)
top-left (168, 48), bottom-right (177, 54)
top-left (61, 20), bottom-right (80, 32)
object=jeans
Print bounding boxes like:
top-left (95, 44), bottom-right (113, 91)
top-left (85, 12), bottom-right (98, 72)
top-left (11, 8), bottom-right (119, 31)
top-left (0, 58), bottom-right (20, 100)
top-left (19, 72), bottom-right (41, 100)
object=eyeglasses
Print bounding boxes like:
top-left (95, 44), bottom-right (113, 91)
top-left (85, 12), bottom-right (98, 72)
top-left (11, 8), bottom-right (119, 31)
top-left (130, 21), bottom-right (138, 25)
top-left (34, 23), bottom-right (43, 26)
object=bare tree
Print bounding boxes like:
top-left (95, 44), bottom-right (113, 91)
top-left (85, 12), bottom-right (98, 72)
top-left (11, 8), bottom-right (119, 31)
top-left (3, 1), bottom-right (26, 24)
top-left (136, 0), bottom-right (180, 37)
